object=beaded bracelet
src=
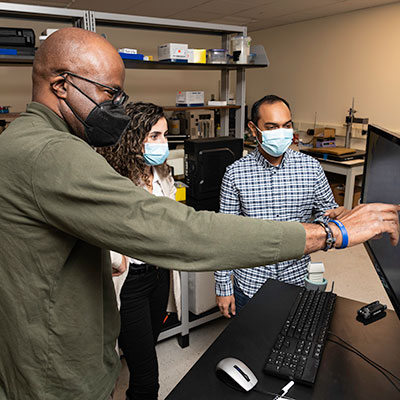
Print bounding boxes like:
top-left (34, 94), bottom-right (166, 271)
top-left (314, 220), bottom-right (336, 251)
top-left (329, 219), bottom-right (349, 249)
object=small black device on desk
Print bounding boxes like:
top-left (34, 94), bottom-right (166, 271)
top-left (357, 300), bottom-right (387, 320)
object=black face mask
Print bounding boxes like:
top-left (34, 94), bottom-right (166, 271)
top-left (59, 72), bottom-right (130, 147)
top-left (65, 99), bottom-right (130, 147)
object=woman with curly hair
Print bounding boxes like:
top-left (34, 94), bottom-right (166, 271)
top-left (97, 102), bottom-right (177, 400)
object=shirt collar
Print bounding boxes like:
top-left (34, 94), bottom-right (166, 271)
top-left (152, 167), bottom-right (161, 185)
top-left (253, 146), bottom-right (292, 169)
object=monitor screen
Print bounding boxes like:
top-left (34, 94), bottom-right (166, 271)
top-left (362, 124), bottom-right (400, 319)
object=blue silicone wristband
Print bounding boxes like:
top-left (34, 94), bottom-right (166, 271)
top-left (329, 219), bottom-right (349, 249)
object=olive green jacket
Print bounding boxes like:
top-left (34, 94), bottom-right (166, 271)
top-left (0, 102), bottom-right (305, 400)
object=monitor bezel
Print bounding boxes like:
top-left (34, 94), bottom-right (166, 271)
top-left (362, 124), bottom-right (400, 319)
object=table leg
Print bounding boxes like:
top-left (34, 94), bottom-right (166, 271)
top-left (344, 169), bottom-right (356, 209)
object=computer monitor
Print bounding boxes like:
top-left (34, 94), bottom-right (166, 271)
top-left (184, 137), bottom-right (243, 201)
top-left (362, 124), bottom-right (400, 319)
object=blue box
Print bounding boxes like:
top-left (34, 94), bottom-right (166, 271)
top-left (119, 53), bottom-right (144, 60)
top-left (0, 48), bottom-right (17, 55)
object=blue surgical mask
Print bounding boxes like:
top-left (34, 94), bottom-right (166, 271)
top-left (143, 143), bottom-right (169, 166)
top-left (255, 126), bottom-right (294, 157)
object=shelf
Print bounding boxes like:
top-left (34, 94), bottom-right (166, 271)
top-left (123, 59), bottom-right (268, 70)
top-left (164, 105), bottom-right (240, 111)
top-left (0, 54), bottom-right (35, 66)
top-left (0, 112), bottom-right (21, 120)
top-left (0, 54), bottom-right (268, 70)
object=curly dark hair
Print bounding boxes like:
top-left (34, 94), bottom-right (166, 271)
top-left (97, 102), bottom-right (170, 187)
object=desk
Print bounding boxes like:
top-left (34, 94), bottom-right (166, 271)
top-left (166, 280), bottom-right (400, 400)
top-left (319, 159), bottom-right (364, 209)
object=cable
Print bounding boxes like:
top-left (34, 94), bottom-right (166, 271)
top-left (253, 387), bottom-right (295, 399)
top-left (217, 377), bottom-right (296, 399)
top-left (328, 331), bottom-right (400, 384)
top-left (328, 331), bottom-right (400, 393)
top-left (327, 338), bottom-right (400, 393)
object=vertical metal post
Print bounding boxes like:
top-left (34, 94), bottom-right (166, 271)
top-left (220, 34), bottom-right (230, 136)
top-left (235, 26), bottom-right (247, 139)
top-left (89, 11), bottom-right (96, 32)
top-left (78, 10), bottom-right (96, 31)
top-left (178, 271), bottom-right (190, 348)
top-left (235, 67), bottom-right (246, 138)
top-left (345, 97), bottom-right (354, 148)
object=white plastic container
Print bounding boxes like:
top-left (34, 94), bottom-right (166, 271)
top-left (231, 35), bottom-right (252, 64)
top-left (206, 49), bottom-right (227, 64)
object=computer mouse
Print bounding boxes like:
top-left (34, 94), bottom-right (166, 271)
top-left (215, 357), bottom-right (258, 392)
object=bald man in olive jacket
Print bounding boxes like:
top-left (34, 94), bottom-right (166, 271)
top-left (0, 28), bottom-right (398, 400)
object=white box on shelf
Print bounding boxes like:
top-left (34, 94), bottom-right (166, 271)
top-left (118, 48), bottom-right (137, 54)
top-left (208, 100), bottom-right (227, 106)
top-left (39, 28), bottom-right (58, 43)
top-left (158, 43), bottom-right (188, 61)
top-left (176, 91), bottom-right (204, 106)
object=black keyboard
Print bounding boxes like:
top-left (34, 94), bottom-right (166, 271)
top-left (264, 288), bottom-right (336, 385)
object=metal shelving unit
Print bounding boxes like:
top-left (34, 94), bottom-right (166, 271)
top-left (0, 1), bottom-right (269, 347)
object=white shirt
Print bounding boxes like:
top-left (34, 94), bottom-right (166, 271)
top-left (129, 167), bottom-right (165, 265)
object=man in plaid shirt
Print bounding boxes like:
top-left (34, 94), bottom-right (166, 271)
top-left (215, 95), bottom-right (338, 317)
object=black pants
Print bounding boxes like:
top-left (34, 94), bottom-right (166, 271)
top-left (119, 267), bottom-right (170, 400)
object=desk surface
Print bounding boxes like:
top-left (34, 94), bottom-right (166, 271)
top-left (166, 280), bottom-right (400, 400)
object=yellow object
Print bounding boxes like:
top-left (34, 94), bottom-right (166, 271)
top-left (175, 182), bottom-right (187, 202)
top-left (188, 49), bottom-right (206, 63)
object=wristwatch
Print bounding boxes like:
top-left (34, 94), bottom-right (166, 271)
top-left (314, 220), bottom-right (336, 251)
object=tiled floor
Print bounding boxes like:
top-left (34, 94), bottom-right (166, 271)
top-left (113, 244), bottom-right (392, 399)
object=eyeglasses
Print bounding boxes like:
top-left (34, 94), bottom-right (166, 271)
top-left (59, 71), bottom-right (129, 107)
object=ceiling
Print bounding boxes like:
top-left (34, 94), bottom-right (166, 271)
top-left (2, 0), bottom-right (399, 31)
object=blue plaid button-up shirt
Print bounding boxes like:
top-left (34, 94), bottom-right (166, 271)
top-left (214, 147), bottom-right (337, 298)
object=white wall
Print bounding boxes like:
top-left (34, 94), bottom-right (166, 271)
top-left (247, 3), bottom-right (400, 135)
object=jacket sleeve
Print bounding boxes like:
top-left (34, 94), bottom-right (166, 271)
top-left (32, 138), bottom-right (306, 272)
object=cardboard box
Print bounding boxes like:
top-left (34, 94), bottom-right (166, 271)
top-left (176, 91), bottom-right (204, 106)
top-left (314, 127), bottom-right (336, 138)
top-left (313, 127), bottom-right (336, 147)
top-left (330, 183), bottom-right (361, 208)
top-left (158, 43), bottom-right (188, 61)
